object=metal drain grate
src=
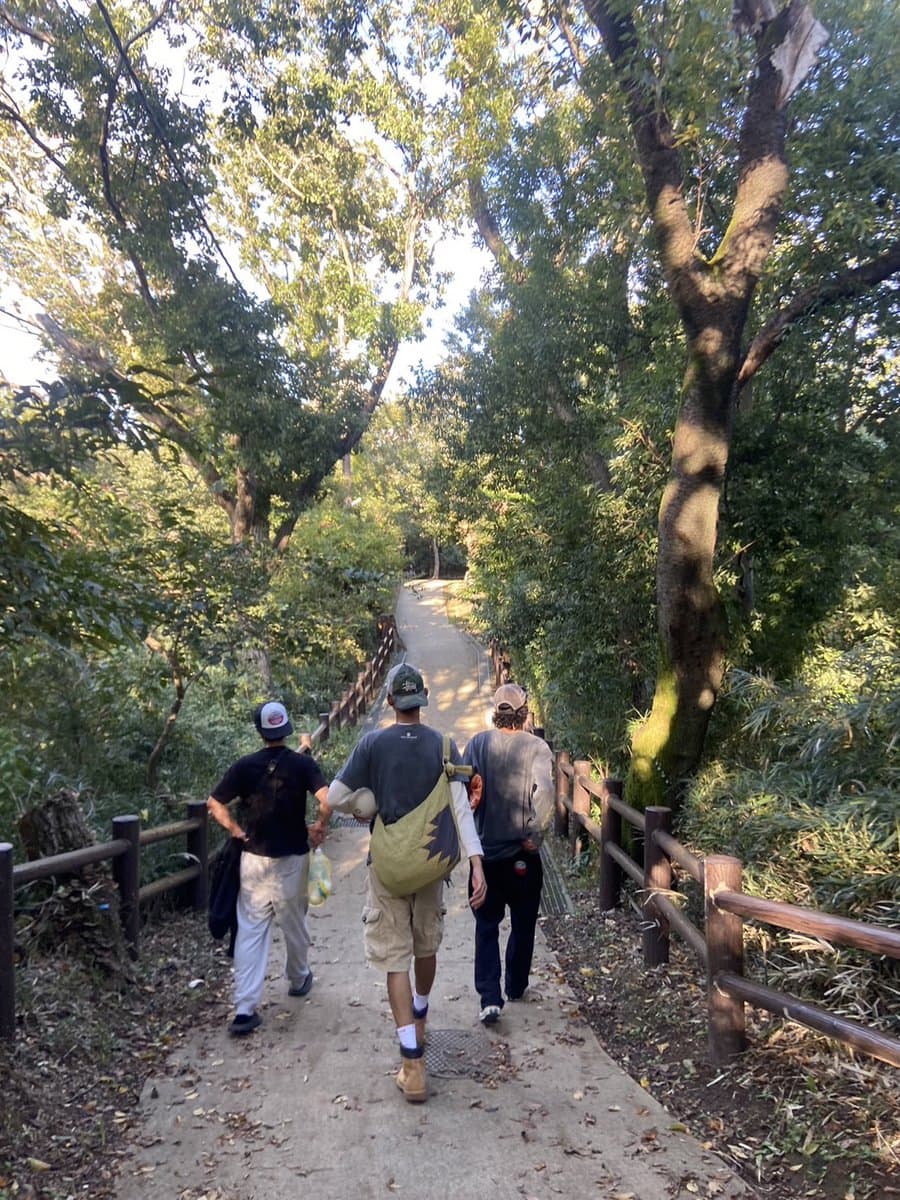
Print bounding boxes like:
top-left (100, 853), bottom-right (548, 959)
top-left (424, 1027), bottom-right (500, 1080)
top-left (539, 841), bottom-right (574, 916)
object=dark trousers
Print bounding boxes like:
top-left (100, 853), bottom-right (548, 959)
top-left (469, 852), bottom-right (543, 1007)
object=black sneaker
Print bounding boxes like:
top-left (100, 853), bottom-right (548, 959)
top-left (288, 971), bottom-right (314, 997)
top-left (228, 1011), bottom-right (261, 1036)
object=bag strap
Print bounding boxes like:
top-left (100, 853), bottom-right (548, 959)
top-left (442, 733), bottom-right (473, 781)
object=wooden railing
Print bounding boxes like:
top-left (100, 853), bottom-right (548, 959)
top-left (0, 613), bottom-right (402, 1042)
top-left (554, 754), bottom-right (900, 1069)
top-left (305, 614), bottom-right (400, 747)
top-left (0, 805), bottom-right (209, 1040)
top-left (489, 638), bottom-right (511, 688)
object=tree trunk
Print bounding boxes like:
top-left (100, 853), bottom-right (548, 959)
top-left (431, 536), bottom-right (440, 579)
top-left (629, 342), bottom-right (735, 809)
top-left (18, 788), bottom-right (95, 860)
top-left (575, 0), bottom-right (834, 813)
top-left (147, 681), bottom-right (186, 789)
top-left (16, 789), bottom-right (134, 976)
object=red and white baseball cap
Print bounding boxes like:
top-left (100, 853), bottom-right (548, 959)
top-left (255, 701), bottom-right (294, 740)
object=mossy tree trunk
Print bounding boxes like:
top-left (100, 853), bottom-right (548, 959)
top-left (583, 0), bottom-right (825, 809)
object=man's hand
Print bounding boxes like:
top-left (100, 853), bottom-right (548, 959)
top-left (308, 819), bottom-right (328, 848)
top-left (468, 772), bottom-right (483, 811)
top-left (521, 837), bottom-right (539, 853)
top-left (468, 856), bottom-right (487, 910)
top-left (208, 795), bottom-right (248, 843)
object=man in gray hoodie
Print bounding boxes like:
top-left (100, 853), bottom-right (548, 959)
top-left (462, 683), bottom-right (555, 1024)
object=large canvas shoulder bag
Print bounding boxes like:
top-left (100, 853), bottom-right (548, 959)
top-left (369, 735), bottom-right (472, 897)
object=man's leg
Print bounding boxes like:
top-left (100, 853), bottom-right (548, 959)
top-left (386, 969), bottom-right (415, 1027)
top-left (387, 969), bottom-right (427, 1103)
top-left (412, 954), bottom-right (436, 1047)
top-left (409, 878), bottom-right (445, 1047)
top-left (274, 854), bottom-right (313, 992)
top-left (231, 856), bottom-right (275, 1031)
top-left (471, 859), bottom-right (506, 1019)
top-left (363, 869), bottom-right (430, 1103)
top-left (505, 853), bottom-right (543, 1000)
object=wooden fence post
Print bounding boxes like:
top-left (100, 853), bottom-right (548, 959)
top-left (0, 844), bottom-right (14, 1040)
top-left (570, 760), bottom-right (591, 864)
top-left (112, 815), bottom-right (141, 958)
top-left (643, 806), bottom-right (672, 967)
top-left (554, 750), bottom-right (570, 838)
top-left (705, 854), bottom-right (747, 1062)
top-left (599, 779), bottom-right (623, 911)
top-left (318, 712), bottom-right (331, 745)
top-left (186, 801), bottom-right (209, 912)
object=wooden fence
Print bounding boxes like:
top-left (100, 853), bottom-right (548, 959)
top-left (0, 614), bottom-right (402, 1042)
top-left (554, 756), bottom-right (900, 1069)
top-left (305, 614), bottom-right (400, 748)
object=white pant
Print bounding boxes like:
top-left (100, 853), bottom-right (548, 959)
top-left (233, 851), bottom-right (311, 1016)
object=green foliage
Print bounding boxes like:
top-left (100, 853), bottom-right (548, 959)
top-left (683, 638), bottom-right (899, 916)
top-left (680, 639), bottom-right (899, 1023)
top-left (0, 444), bottom-right (403, 850)
top-left (353, 399), bottom-right (470, 576)
top-left (266, 488), bottom-right (403, 711)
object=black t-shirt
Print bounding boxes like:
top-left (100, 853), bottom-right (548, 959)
top-left (211, 746), bottom-right (327, 857)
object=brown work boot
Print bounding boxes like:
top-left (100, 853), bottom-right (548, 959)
top-left (395, 1050), bottom-right (428, 1103)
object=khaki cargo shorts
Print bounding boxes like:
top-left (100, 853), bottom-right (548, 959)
top-left (362, 865), bottom-right (446, 973)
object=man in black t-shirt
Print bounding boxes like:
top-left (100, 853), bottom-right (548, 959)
top-left (207, 701), bottom-right (330, 1036)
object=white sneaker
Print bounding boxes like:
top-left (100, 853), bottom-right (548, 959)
top-left (479, 1004), bottom-right (502, 1025)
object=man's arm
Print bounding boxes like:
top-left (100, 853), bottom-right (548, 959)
top-left (522, 740), bottom-right (555, 850)
top-left (325, 778), bottom-right (356, 813)
top-left (306, 785), bottom-right (332, 847)
top-left (451, 780), bottom-right (487, 908)
top-left (207, 795), bottom-right (248, 843)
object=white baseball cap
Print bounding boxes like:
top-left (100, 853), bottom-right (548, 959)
top-left (255, 701), bottom-right (294, 740)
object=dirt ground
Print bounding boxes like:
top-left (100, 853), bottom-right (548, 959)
top-left (540, 873), bottom-right (900, 1200)
top-left (0, 874), bottom-right (897, 1200)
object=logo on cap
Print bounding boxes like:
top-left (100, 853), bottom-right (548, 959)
top-left (256, 701), bottom-right (294, 739)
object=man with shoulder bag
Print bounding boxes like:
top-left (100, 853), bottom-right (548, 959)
top-left (322, 664), bottom-right (487, 1103)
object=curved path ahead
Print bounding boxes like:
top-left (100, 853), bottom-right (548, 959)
top-left (114, 581), bottom-right (754, 1200)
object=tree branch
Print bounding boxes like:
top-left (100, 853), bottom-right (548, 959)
top-left (581, 0), bottom-right (697, 286)
top-left (738, 242), bottom-right (900, 386)
top-left (467, 175), bottom-right (523, 282)
top-left (0, 4), bottom-right (55, 46)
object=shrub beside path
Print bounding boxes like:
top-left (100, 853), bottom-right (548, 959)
top-left (113, 580), bottom-right (755, 1200)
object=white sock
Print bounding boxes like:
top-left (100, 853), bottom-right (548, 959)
top-left (397, 1023), bottom-right (418, 1051)
top-left (412, 990), bottom-right (429, 1014)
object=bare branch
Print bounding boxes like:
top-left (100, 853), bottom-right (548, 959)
top-left (738, 243), bottom-right (900, 386)
top-left (0, 4), bottom-right (55, 46)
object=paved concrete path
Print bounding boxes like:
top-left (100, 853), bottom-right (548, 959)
top-left (113, 580), bottom-right (755, 1200)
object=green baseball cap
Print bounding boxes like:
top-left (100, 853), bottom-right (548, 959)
top-left (388, 663), bottom-right (428, 710)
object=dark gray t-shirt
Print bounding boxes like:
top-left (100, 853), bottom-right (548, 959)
top-left (462, 729), bottom-right (554, 861)
top-left (335, 723), bottom-right (463, 826)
